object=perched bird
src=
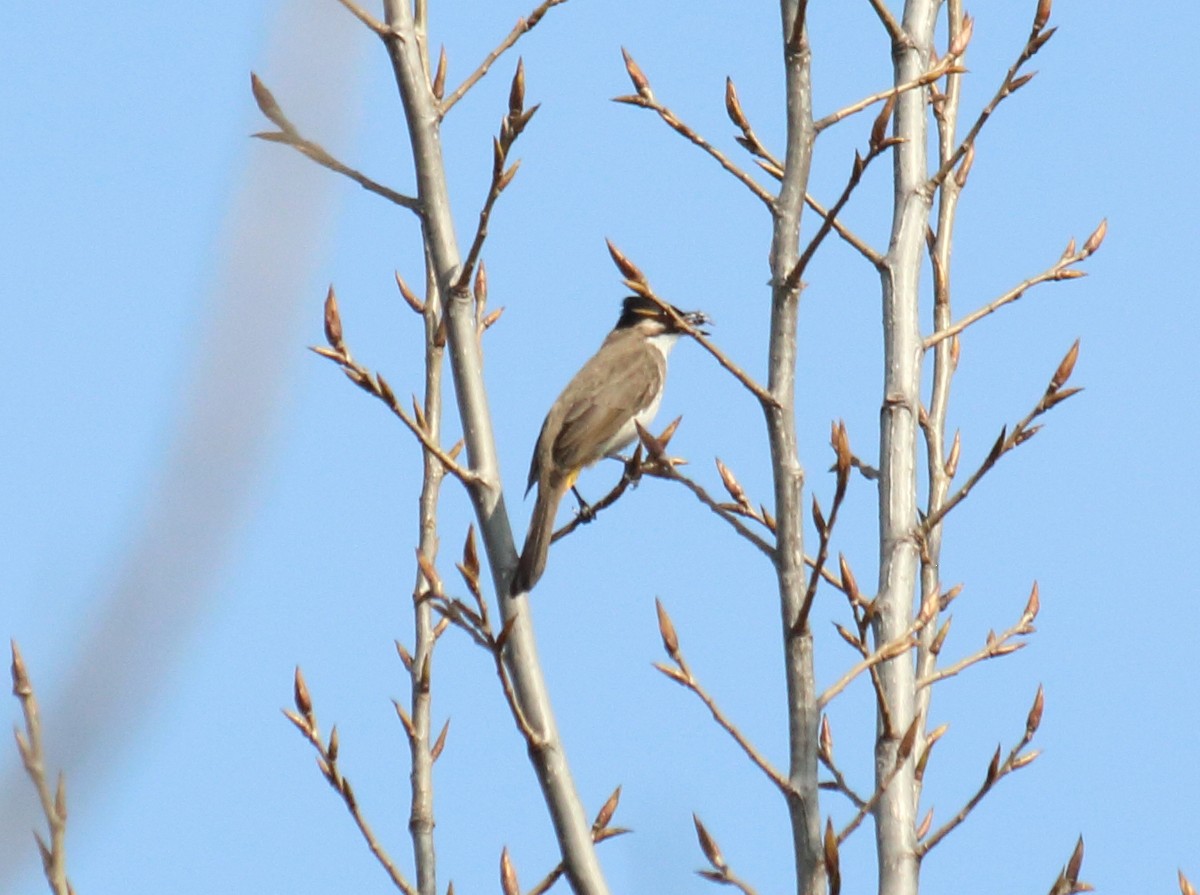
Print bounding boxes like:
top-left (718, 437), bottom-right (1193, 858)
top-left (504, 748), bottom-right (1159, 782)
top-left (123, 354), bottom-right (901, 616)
top-left (512, 295), bottom-right (709, 594)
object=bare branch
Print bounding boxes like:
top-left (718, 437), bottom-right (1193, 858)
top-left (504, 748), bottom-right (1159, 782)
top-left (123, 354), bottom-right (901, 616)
top-left (653, 602), bottom-right (792, 797)
top-left (441, 0), bottom-right (570, 114)
top-left (614, 50), bottom-right (775, 207)
top-left (11, 642), bottom-right (73, 895)
top-left (692, 815), bottom-right (761, 895)
top-left (332, 0), bottom-right (392, 38)
top-left (250, 74), bottom-right (419, 211)
top-left (645, 461), bottom-right (777, 559)
top-left (814, 56), bottom-right (963, 132)
top-left (865, 0), bottom-right (907, 46)
top-left (923, 231), bottom-right (1102, 349)
top-left (917, 582), bottom-right (1039, 689)
top-left (284, 668), bottom-right (418, 895)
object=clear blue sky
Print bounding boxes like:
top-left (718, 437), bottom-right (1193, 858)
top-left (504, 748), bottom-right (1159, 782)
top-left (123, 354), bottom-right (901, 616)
top-left (3, 1), bottom-right (1197, 893)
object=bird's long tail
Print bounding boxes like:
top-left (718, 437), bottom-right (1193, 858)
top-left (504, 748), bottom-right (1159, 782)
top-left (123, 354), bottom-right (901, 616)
top-left (512, 479), bottom-right (568, 594)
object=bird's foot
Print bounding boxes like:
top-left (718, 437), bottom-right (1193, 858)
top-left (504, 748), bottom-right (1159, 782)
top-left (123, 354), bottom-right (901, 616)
top-left (571, 486), bottom-right (597, 523)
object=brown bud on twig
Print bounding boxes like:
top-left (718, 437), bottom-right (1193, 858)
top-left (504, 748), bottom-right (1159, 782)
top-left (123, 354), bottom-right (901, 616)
top-left (1066, 836), bottom-right (1085, 882)
top-left (832, 420), bottom-right (852, 479)
top-left (930, 616), bottom-right (952, 655)
top-left (462, 525), bottom-right (479, 581)
top-left (950, 334), bottom-right (961, 369)
top-left (1023, 581), bottom-right (1041, 621)
top-left (819, 714), bottom-right (833, 761)
top-left (945, 430), bottom-right (962, 478)
top-left (605, 238), bottom-right (646, 283)
top-left (1007, 71), bottom-right (1037, 94)
top-left (948, 13), bottom-right (974, 57)
top-left (432, 46), bottom-right (447, 100)
top-left (497, 160), bottom-right (521, 193)
top-left (593, 786), bottom-right (622, 831)
top-left (985, 745), bottom-right (1002, 783)
top-left (940, 583), bottom-right (964, 611)
top-left (396, 641), bottom-right (414, 672)
top-left (327, 725), bottom-right (339, 762)
top-left (1081, 218), bottom-right (1107, 257)
top-left (499, 847), bottom-right (520, 895)
top-left (1026, 684), bottom-right (1045, 737)
top-left (620, 47), bottom-right (652, 98)
top-left (657, 415), bottom-right (683, 447)
top-left (473, 260), bottom-right (488, 309)
top-left (653, 662), bottom-right (690, 686)
top-left (1034, 0), bottom-right (1053, 31)
top-left (634, 420), bottom-right (666, 459)
top-left (1051, 339), bottom-right (1081, 390)
top-left (1179, 870), bottom-right (1197, 895)
top-left (250, 73), bottom-right (291, 132)
top-left (823, 819), bottom-right (841, 890)
top-left (834, 623), bottom-right (862, 652)
top-left (655, 598), bottom-right (680, 658)
top-left (898, 716), bottom-right (920, 761)
top-left (870, 94), bottom-right (896, 153)
top-left (416, 549), bottom-right (442, 594)
top-left (1011, 749), bottom-right (1041, 770)
top-left (323, 285), bottom-right (344, 350)
top-left (838, 554), bottom-right (860, 604)
top-left (10, 640), bottom-right (30, 694)
top-left (811, 496), bottom-right (826, 535)
top-left (693, 815), bottom-right (726, 871)
top-left (716, 458), bottom-right (750, 509)
top-left (394, 271), bottom-right (424, 314)
top-left (293, 666), bottom-right (314, 722)
top-left (724, 77), bottom-right (750, 132)
top-left (508, 58), bottom-right (525, 114)
top-left (916, 808), bottom-right (934, 840)
top-left (431, 718), bottom-right (450, 762)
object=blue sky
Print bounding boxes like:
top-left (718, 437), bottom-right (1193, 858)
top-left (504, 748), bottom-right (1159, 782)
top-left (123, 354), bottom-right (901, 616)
top-left (3, 1), bottom-right (1197, 893)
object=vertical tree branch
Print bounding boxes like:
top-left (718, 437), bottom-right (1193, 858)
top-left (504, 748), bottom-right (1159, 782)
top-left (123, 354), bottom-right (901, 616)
top-left (771, 3), bottom-right (823, 894)
top-left (873, 3), bottom-right (938, 895)
top-left (408, 264), bottom-right (446, 895)
top-left (379, 4), bottom-right (610, 893)
top-left (915, 0), bottom-right (966, 810)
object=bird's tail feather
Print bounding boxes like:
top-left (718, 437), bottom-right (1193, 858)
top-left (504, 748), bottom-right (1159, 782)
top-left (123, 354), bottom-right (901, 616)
top-left (512, 480), bottom-right (567, 594)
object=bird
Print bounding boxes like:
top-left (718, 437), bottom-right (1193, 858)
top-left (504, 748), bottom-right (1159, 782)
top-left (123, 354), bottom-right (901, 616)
top-left (511, 294), bottom-right (710, 594)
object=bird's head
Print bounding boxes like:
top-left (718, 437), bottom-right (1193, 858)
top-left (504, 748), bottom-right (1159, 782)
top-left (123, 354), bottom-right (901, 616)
top-left (616, 295), bottom-right (712, 336)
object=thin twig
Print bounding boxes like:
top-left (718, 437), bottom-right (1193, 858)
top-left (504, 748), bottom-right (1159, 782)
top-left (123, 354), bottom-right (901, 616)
top-left (284, 670), bottom-right (419, 895)
top-left (653, 603), bottom-right (793, 798)
top-left (928, 20), bottom-right (1058, 190)
top-left (921, 339), bottom-right (1083, 533)
top-left (804, 193), bottom-right (884, 267)
top-left (250, 74), bottom-right (419, 211)
top-left (923, 238), bottom-right (1100, 349)
top-left (550, 450), bottom-right (644, 544)
top-left (799, 422), bottom-right (853, 628)
top-left (440, 0), bottom-right (570, 115)
top-left (866, 0), bottom-right (907, 46)
top-left (917, 584), bottom-right (1038, 689)
top-left (646, 462), bottom-right (777, 559)
top-left (818, 633), bottom-right (918, 709)
top-left (614, 50), bottom-right (775, 207)
top-left (11, 643), bottom-right (73, 895)
top-left (814, 56), bottom-right (962, 132)
top-left (332, 0), bottom-right (392, 38)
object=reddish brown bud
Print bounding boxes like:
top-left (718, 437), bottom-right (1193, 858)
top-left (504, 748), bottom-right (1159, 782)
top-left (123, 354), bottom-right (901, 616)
top-left (1081, 218), bottom-right (1107, 256)
top-left (1034, 0), bottom-right (1053, 30)
top-left (323, 285), bottom-right (344, 350)
top-left (1051, 339), bottom-right (1081, 389)
top-left (985, 745), bottom-right (1002, 783)
top-left (870, 94), bottom-right (895, 152)
top-left (819, 714), bottom-right (833, 760)
top-left (395, 271), bottom-right (424, 314)
top-left (823, 818), bottom-right (841, 888)
top-left (693, 815), bottom-right (726, 871)
top-left (955, 142), bottom-right (975, 188)
top-left (945, 430), bottom-right (962, 478)
top-left (1008, 71), bottom-right (1037, 94)
top-left (605, 239), bottom-right (646, 283)
top-left (593, 786), bottom-right (622, 831)
top-left (898, 716), bottom-right (920, 761)
top-left (949, 13), bottom-right (974, 57)
top-left (1026, 684), bottom-right (1045, 736)
top-left (1179, 870), bottom-right (1196, 895)
top-left (1011, 749), bottom-right (1041, 770)
top-left (724, 77), bottom-right (750, 132)
top-left (500, 847), bottom-right (520, 895)
top-left (293, 666), bottom-right (313, 721)
top-left (432, 46), bottom-right (447, 101)
top-left (716, 457), bottom-right (750, 508)
top-left (655, 598), bottom-right (680, 658)
top-left (431, 718), bottom-right (450, 762)
top-left (916, 808), bottom-right (933, 840)
top-left (508, 58), bottom-right (525, 113)
top-left (620, 47), bottom-right (652, 97)
top-left (1066, 836), bottom-right (1085, 882)
top-left (930, 616), bottom-right (952, 655)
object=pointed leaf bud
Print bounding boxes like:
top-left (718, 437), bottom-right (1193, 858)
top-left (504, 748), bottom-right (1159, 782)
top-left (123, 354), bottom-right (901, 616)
top-left (945, 430), bottom-right (962, 478)
top-left (605, 238), bottom-right (646, 283)
top-left (898, 716), bottom-right (920, 761)
top-left (327, 725), bottom-right (339, 762)
top-left (916, 807), bottom-right (934, 840)
top-left (1179, 870), bottom-right (1196, 895)
top-left (1066, 836), bottom-right (1085, 881)
top-left (716, 457), bottom-right (750, 508)
top-left (655, 598), bottom-right (680, 658)
top-left (500, 847), bottom-right (520, 895)
top-left (473, 260), bottom-right (488, 308)
top-left (1081, 218), bottom-right (1107, 256)
top-left (1051, 339), bottom-right (1081, 390)
top-left (823, 818), bottom-right (841, 887)
top-left (1034, 0), bottom-right (1053, 31)
top-left (508, 58), bottom-right (525, 114)
top-left (724, 77), bottom-right (750, 132)
top-left (593, 786), bottom-right (622, 831)
top-left (293, 666), bottom-right (313, 722)
top-left (1026, 684), bottom-right (1045, 736)
top-left (985, 745), bottom-right (1002, 783)
top-left (870, 93), bottom-right (896, 152)
top-left (323, 285), bottom-right (344, 350)
top-left (949, 14), bottom-right (974, 56)
top-left (431, 718), bottom-right (451, 762)
top-left (620, 47), bottom-right (652, 98)
top-left (819, 714), bottom-right (833, 761)
top-left (433, 46), bottom-right (447, 100)
top-left (954, 142), bottom-right (975, 188)
top-left (692, 815), bottom-right (726, 871)
top-left (395, 271), bottom-right (424, 314)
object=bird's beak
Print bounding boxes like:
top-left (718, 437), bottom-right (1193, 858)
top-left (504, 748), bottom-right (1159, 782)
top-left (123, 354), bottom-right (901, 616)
top-left (682, 309), bottom-right (712, 336)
